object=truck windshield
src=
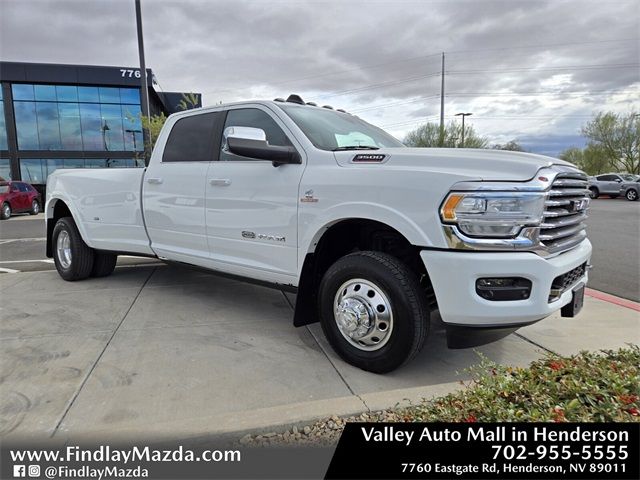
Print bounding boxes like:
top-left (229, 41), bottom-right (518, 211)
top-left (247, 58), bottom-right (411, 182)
top-left (278, 104), bottom-right (404, 151)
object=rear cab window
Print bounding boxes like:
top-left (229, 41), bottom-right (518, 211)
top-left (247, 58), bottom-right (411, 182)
top-left (162, 112), bottom-right (225, 162)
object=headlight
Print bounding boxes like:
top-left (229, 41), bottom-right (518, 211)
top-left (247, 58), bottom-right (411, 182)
top-left (440, 192), bottom-right (545, 238)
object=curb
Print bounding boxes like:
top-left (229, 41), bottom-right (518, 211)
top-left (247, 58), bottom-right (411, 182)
top-left (585, 288), bottom-right (640, 312)
top-left (50, 382), bottom-right (463, 444)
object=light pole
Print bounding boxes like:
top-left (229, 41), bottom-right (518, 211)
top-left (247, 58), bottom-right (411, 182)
top-left (454, 112), bottom-right (473, 148)
top-left (135, 0), bottom-right (151, 165)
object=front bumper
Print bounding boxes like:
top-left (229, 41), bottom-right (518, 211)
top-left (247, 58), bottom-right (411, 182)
top-left (420, 238), bottom-right (592, 330)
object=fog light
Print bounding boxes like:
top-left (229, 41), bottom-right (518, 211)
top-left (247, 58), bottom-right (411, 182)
top-left (476, 277), bottom-right (532, 301)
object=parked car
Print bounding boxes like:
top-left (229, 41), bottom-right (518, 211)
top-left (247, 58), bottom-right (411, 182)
top-left (618, 175), bottom-right (639, 201)
top-left (45, 95), bottom-right (592, 373)
top-left (587, 173), bottom-right (637, 199)
top-left (0, 180), bottom-right (42, 220)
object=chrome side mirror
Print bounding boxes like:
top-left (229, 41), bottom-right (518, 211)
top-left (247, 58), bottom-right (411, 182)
top-left (223, 125), bottom-right (301, 166)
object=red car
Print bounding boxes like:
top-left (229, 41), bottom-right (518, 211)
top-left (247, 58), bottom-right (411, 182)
top-left (0, 180), bottom-right (42, 220)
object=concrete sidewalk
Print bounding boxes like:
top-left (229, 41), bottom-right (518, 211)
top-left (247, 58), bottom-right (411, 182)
top-left (1, 264), bottom-right (638, 442)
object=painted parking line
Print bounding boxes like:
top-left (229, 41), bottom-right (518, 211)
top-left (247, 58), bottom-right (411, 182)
top-left (0, 267), bottom-right (20, 273)
top-left (0, 259), bottom-right (54, 264)
top-left (0, 237), bottom-right (46, 244)
top-left (585, 288), bottom-right (640, 312)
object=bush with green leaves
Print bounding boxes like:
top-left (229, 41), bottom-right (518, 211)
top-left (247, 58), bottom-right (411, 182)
top-left (399, 346), bottom-right (639, 423)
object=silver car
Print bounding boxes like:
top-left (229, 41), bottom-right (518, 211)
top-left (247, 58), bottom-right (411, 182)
top-left (619, 175), bottom-right (640, 201)
top-left (588, 173), bottom-right (638, 200)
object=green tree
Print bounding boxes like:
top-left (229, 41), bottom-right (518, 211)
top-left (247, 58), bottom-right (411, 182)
top-left (177, 92), bottom-right (200, 111)
top-left (140, 112), bottom-right (167, 150)
top-left (404, 121), bottom-right (488, 148)
top-left (559, 146), bottom-right (583, 166)
top-left (492, 140), bottom-right (525, 152)
top-left (559, 144), bottom-right (609, 176)
top-left (582, 111), bottom-right (639, 174)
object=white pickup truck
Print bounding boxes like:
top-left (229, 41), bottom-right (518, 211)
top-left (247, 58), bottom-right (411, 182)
top-left (46, 95), bottom-right (592, 373)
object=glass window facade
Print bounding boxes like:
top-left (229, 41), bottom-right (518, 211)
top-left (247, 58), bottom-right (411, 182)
top-left (11, 84), bottom-right (143, 152)
top-left (19, 158), bottom-right (142, 184)
top-left (0, 88), bottom-right (7, 151)
top-left (0, 159), bottom-right (11, 180)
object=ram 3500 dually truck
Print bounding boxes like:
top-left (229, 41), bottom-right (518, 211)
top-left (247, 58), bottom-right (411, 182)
top-left (46, 95), bottom-right (592, 373)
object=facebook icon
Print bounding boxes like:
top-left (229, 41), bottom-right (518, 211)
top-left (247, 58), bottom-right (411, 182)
top-left (13, 465), bottom-right (26, 477)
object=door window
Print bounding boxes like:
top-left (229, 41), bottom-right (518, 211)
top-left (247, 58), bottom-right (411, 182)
top-left (597, 175), bottom-right (616, 181)
top-left (221, 108), bottom-right (292, 161)
top-left (162, 112), bottom-right (224, 162)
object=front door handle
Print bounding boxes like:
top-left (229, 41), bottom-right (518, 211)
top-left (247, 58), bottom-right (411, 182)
top-left (209, 178), bottom-right (231, 186)
top-left (147, 177), bottom-right (164, 185)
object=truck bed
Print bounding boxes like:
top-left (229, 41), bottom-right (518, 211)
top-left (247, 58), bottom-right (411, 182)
top-left (46, 167), bottom-right (153, 255)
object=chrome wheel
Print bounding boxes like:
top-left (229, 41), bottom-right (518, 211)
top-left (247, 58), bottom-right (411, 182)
top-left (56, 230), bottom-right (72, 269)
top-left (32, 201), bottom-right (39, 214)
top-left (2, 204), bottom-right (10, 218)
top-left (333, 278), bottom-right (393, 351)
top-left (627, 190), bottom-right (638, 201)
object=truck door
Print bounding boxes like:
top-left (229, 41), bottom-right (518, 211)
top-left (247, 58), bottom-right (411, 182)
top-left (143, 111), bottom-right (224, 263)
top-left (205, 106), bottom-right (304, 280)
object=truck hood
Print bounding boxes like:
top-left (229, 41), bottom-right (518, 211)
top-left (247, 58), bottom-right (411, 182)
top-left (334, 148), bottom-right (576, 182)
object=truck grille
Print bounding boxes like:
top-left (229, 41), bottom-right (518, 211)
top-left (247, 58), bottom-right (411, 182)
top-left (540, 171), bottom-right (589, 254)
top-left (549, 262), bottom-right (587, 302)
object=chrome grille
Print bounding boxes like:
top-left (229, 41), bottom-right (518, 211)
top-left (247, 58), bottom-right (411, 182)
top-left (540, 171), bottom-right (589, 254)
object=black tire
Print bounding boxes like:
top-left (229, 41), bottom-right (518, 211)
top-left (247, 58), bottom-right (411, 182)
top-left (318, 251), bottom-right (430, 373)
top-left (29, 199), bottom-right (40, 215)
top-left (588, 187), bottom-right (599, 199)
top-left (91, 252), bottom-right (118, 277)
top-left (626, 189), bottom-right (638, 201)
top-left (0, 202), bottom-right (10, 220)
top-left (52, 217), bottom-right (94, 281)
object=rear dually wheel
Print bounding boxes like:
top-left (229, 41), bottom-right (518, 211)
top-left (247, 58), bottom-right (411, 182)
top-left (52, 217), bottom-right (94, 281)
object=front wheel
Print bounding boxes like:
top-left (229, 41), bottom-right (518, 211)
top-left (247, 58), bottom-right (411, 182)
top-left (52, 217), bottom-right (95, 281)
top-left (29, 200), bottom-right (40, 215)
top-left (626, 189), bottom-right (638, 201)
top-left (588, 187), bottom-right (599, 199)
top-left (0, 202), bottom-right (10, 220)
top-left (318, 251), bottom-right (430, 373)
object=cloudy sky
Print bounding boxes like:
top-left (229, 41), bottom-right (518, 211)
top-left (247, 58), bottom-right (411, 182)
top-left (1, 0), bottom-right (638, 155)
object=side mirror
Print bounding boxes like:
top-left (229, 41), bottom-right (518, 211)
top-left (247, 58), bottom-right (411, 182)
top-left (224, 126), bottom-right (301, 166)
top-left (615, 178), bottom-right (622, 183)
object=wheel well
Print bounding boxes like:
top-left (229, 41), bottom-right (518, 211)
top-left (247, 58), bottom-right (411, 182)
top-left (46, 200), bottom-right (73, 257)
top-left (293, 219), bottom-right (436, 327)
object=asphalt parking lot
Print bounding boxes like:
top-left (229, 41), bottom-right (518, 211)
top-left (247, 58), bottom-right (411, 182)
top-left (0, 199), bottom-right (638, 441)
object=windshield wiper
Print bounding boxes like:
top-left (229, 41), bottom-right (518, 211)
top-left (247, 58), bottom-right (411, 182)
top-left (332, 145), bottom-right (380, 151)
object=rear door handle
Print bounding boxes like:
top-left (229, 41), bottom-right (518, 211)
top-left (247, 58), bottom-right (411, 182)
top-left (209, 178), bottom-right (231, 186)
top-left (147, 177), bottom-right (164, 185)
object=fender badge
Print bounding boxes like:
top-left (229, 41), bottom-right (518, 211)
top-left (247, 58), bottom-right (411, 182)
top-left (301, 189), bottom-right (318, 203)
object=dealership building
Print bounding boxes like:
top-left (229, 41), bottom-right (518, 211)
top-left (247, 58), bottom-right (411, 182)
top-left (0, 61), bottom-right (201, 191)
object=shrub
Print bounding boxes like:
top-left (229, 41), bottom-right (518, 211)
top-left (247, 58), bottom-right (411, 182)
top-left (399, 346), bottom-right (639, 423)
